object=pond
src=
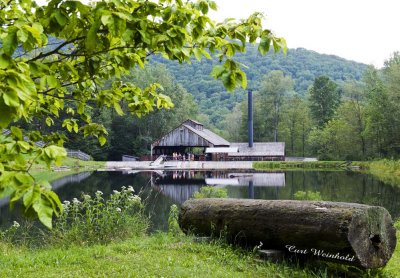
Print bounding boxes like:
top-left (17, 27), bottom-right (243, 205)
top-left (1, 170), bottom-right (400, 230)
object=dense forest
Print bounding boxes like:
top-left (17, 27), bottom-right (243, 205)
top-left (149, 46), bottom-right (367, 129)
top-left (25, 46), bottom-right (399, 161)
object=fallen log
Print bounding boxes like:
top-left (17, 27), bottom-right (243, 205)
top-left (179, 198), bottom-right (397, 269)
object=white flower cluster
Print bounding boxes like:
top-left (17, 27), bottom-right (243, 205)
top-left (83, 194), bottom-right (91, 200)
top-left (12, 221), bottom-right (20, 228)
top-left (128, 195), bottom-right (141, 205)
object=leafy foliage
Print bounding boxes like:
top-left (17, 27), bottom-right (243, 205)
top-left (50, 187), bottom-right (147, 246)
top-left (293, 190), bottom-right (323, 201)
top-left (150, 47), bottom-right (367, 128)
top-left (0, 0), bottom-right (286, 226)
top-left (0, 186), bottom-right (148, 247)
top-left (308, 76), bottom-right (341, 127)
top-left (193, 186), bottom-right (228, 199)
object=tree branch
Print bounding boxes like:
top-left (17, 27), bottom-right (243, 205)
top-left (27, 36), bottom-right (86, 63)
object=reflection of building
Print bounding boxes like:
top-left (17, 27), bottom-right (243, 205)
top-left (150, 171), bottom-right (286, 203)
top-left (151, 119), bottom-right (285, 161)
top-left (206, 173), bottom-right (286, 187)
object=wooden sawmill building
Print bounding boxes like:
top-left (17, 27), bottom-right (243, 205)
top-left (150, 119), bottom-right (285, 161)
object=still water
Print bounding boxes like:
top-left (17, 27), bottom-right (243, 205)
top-left (1, 170), bottom-right (400, 230)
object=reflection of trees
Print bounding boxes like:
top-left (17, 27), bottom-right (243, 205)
top-left (2, 171), bottom-right (399, 230)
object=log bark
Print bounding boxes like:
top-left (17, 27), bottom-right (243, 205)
top-left (179, 198), bottom-right (397, 269)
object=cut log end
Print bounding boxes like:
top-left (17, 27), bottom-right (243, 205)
top-left (179, 198), bottom-right (397, 269)
top-left (348, 206), bottom-right (397, 268)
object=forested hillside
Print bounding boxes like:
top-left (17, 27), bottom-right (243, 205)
top-left (150, 46), bottom-right (367, 126)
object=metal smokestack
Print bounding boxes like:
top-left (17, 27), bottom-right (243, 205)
top-left (248, 90), bottom-right (253, 148)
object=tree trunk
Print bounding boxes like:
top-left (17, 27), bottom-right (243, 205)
top-left (179, 199), bottom-right (397, 269)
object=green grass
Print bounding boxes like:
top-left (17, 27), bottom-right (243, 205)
top-left (0, 233), bottom-right (366, 278)
top-left (0, 230), bottom-right (398, 278)
top-left (28, 157), bottom-right (105, 183)
top-left (354, 159), bottom-right (400, 188)
top-left (253, 161), bottom-right (349, 170)
top-left (29, 157), bottom-right (105, 172)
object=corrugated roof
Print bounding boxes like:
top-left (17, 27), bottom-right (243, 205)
top-left (229, 142), bottom-right (285, 156)
top-left (183, 124), bottom-right (230, 146)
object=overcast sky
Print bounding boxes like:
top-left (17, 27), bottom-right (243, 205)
top-left (210, 0), bottom-right (400, 68)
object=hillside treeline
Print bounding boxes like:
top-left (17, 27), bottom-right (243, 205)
top-left (21, 48), bottom-right (399, 161)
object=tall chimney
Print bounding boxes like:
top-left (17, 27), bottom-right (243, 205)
top-left (248, 90), bottom-right (253, 148)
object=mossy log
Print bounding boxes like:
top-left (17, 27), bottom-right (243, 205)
top-left (179, 198), bottom-right (397, 269)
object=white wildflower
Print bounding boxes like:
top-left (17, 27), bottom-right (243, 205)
top-left (83, 194), bottom-right (91, 200)
top-left (127, 186), bottom-right (134, 192)
top-left (116, 207), bottom-right (122, 212)
top-left (95, 190), bottom-right (103, 196)
top-left (12, 221), bottom-right (20, 228)
top-left (63, 200), bottom-right (71, 206)
top-left (72, 198), bottom-right (80, 204)
top-left (113, 190), bottom-right (120, 194)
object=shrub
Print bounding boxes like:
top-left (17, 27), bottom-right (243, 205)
top-left (193, 186), bottom-right (228, 199)
top-left (294, 190), bottom-right (323, 201)
top-left (49, 186), bottom-right (149, 246)
top-left (167, 204), bottom-right (182, 236)
top-left (0, 186), bottom-right (149, 248)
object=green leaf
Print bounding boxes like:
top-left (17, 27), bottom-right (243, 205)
top-left (210, 65), bottom-right (226, 79)
top-left (44, 145), bottom-right (67, 159)
top-left (193, 48), bottom-right (202, 61)
top-left (0, 54), bottom-right (11, 69)
top-left (86, 20), bottom-right (100, 51)
top-left (113, 102), bottom-right (124, 116)
top-left (15, 172), bottom-right (33, 185)
top-left (11, 126), bottom-right (23, 140)
top-left (99, 135), bottom-right (106, 146)
top-left (3, 89), bottom-right (19, 107)
top-left (17, 29), bottom-right (29, 43)
top-left (47, 75), bottom-right (58, 88)
top-left (236, 70), bottom-right (247, 89)
top-left (3, 28), bottom-right (18, 56)
top-left (44, 190), bottom-right (63, 216)
top-left (17, 141), bottom-right (31, 151)
top-left (33, 197), bottom-right (53, 228)
top-left (46, 117), bottom-right (54, 126)
top-left (258, 36), bottom-right (271, 56)
top-left (0, 102), bottom-right (13, 128)
top-left (23, 185), bottom-right (40, 210)
top-left (54, 11), bottom-right (67, 27)
top-left (221, 72), bottom-right (236, 91)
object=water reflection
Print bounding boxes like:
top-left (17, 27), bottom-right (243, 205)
top-left (1, 170), bottom-right (400, 231)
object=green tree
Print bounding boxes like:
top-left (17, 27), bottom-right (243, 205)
top-left (364, 60), bottom-right (400, 158)
top-left (308, 119), bottom-right (354, 160)
top-left (339, 81), bottom-right (367, 159)
top-left (0, 0), bottom-right (286, 226)
top-left (308, 76), bottom-right (340, 127)
top-left (258, 70), bottom-right (294, 142)
top-left (108, 64), bottom-right (199, 159)
top-left (280, 95), bottom-right (311, 156)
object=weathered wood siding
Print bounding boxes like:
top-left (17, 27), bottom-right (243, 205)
top-left (155, 125), bottom-right (212, 147)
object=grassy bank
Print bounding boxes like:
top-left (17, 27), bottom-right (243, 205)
top-left (354, 159), bottom-right (400, 187)
top-left (253, 161), bottom-right (349, 170)
top-left (29, 157), bottom-right (105, 183)
top-left (0, 230), bottom-right (399, 278)
top-left (1, 187), bottom-right (399, 277)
